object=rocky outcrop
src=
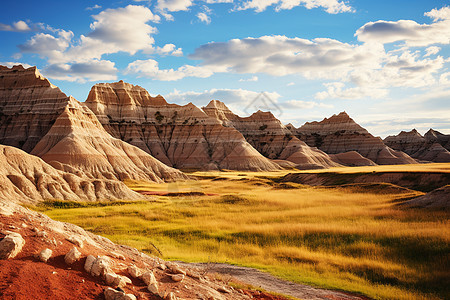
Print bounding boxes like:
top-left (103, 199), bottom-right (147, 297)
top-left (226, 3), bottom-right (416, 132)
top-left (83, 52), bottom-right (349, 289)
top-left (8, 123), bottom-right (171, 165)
top-left (203, 100), bottom-right (341, 169)
top-left (0, 144), bottom-right (141, 203)
top-left (384, 129), bottom-right (450, 163)
top-left (0, 200), bottom-right (255, 300)
top-left (329, 151), bottom-right (377, 167)
top-left (1, 65), bottom-right (185, 187)
top-left (85, 81), bottom-right (280, 171)
top-left (31, 98), bottom-right (186, 182)
top-left (425, 129), bottom-right (450, 150)
top-left (399, 185), bottom-right (450, 210)
top-left (296, 112), bottom-right (417, 165)
top-left (0, 65), bottom-right (70, 152)
top-left (0, 231), bottom-right (25, 259)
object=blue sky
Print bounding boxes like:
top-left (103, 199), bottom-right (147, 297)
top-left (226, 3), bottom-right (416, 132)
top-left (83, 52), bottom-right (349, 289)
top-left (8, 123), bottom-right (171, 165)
top-left (1, 0), bottom-right (449, 137)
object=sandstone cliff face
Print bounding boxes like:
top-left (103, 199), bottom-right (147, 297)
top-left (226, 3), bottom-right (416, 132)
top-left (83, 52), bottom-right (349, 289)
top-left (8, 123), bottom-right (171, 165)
top-left (296, 112), bottom-right (417, 165)
top-left (0, 145), bottom-right (141, 204)
top-left (0, 66), bottom-right (186, 183)
top-left (31, 98), bottom-right (186, 182)
top-left (384, 129), bottom-right (450, 163)
top-left (0, 65), bottom-right (69, 152)
top-left (203, 100), bottom-right (341, 169)
top-left (85, 82), bottom-right (280, 171)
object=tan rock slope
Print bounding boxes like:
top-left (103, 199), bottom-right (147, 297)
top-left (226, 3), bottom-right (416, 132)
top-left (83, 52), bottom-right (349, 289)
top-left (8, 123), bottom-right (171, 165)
top-left (0, 144), bottom-right (141, 204)
top-left (0, 65), bottom-right (186, 183)
top-left (31, 97), bottom-right (186, 182)
top-left (203, 100), bottom-right (341, 169)
top-left (399, 185), bottom-right (450, 210)
top-left (384, 129), bottom-right (450, 162)
top-left (0, 65), bottom-right (69, 152)
top-left (295, 112), bottom-right (417, 165)
top-left (85, 81), bottom-right (280, 171)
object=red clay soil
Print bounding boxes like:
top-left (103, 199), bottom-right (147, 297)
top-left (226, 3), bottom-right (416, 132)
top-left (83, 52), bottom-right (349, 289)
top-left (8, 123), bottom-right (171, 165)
top-left (0, 204), bottom-right (288, 300)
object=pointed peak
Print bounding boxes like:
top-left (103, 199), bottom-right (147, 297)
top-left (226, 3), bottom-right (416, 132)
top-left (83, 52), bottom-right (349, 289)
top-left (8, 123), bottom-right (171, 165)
top-left (285, 123), bottom-right (296, 130)
top-left (204, 100), bottom-right (231, 110)
top-left (247, 110), bottom-right (277, 121)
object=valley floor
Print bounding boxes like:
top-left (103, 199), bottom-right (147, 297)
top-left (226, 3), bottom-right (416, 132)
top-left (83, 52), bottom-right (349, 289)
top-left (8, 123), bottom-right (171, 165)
top-left (35, 163), bottom-right (450, 300)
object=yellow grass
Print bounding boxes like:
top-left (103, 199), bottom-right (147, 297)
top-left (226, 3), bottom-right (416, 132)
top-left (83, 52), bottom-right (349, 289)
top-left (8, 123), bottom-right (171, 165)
top-left (37, 167), bottom-right (450, 300)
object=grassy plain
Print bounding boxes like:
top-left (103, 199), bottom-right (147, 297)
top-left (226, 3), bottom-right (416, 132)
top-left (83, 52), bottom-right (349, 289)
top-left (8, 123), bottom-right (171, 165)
top-left (38, 164), bottom-right (450, 300)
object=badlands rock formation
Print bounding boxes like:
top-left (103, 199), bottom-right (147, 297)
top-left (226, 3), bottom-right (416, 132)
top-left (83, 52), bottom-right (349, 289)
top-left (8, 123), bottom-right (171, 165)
top-left (0, 65), bottom-right (69, 152)
top-left (399, 185), bottom-right (450, 210)
top-left (295, 112), bottom-right (417, 165)
top-left (0, 144), bottom-right (141, 203)
top-left (425, 129), bottom-right (450, 148)
top-left (202, 100), bottom-right (341, 169)
top-left (0, 65), bottom-right (186, 184)
top-left (31, 98), bottom-right (186, 182)
top-left (85, 81), bottom-right (280, 171)
top-left (384, 129), bottom-right (450, 162)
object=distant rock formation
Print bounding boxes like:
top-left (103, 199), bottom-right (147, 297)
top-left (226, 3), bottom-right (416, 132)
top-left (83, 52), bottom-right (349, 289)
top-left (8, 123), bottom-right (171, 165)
top-left (85, 81), bottom-right (280, 171)
top-left (399, 185), bottom-right (450, 210)
top-left (203, 100), bottom-right (341, 169)
top-left (384, 129), bottom-right (450, 163)
top-left (295, 112), bottom-right (417, 165)
top-left (0, 65), bottom-right (69, 152)
top-left (0, 144), bottom-right (141, 204)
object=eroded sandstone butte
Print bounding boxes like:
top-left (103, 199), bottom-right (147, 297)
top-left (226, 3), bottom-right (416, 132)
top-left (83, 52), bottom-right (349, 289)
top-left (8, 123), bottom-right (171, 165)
top-left (295, 112), bottom-right (417, 165)
top-left (31, 97), bottom-right (186, 182)
top-left (0, 65), bottom-right (69, 152)
top-left (384, 129), bottom-right (450, 163)
top-left (0, 144), bottom-right (141, 204)
top-left (85, 81), bottom-right (280, 171)
top-left (202, 100), bottom-right (341, 169)
top-left (0, 65), bottom-right (186, 185)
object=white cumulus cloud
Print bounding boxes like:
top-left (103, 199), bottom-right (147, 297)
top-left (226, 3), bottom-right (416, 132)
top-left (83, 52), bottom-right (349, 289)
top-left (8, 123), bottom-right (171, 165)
top-left (43, 60), bottom-right (118, 82)
top-left (355, 6), bottom-right (450, 47)
top-left (236, 0), bottom-right (353, 14)
top-left (0, 20), bottom-right (31, 32)
top-left (126, 59), bottom-right (214, 81)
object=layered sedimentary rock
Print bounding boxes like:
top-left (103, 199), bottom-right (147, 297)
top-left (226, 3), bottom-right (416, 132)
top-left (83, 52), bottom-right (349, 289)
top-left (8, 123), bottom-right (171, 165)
top-left (0, 144), bottom-right (141, 204)
top-left (85, 81), bottom-right (280, 171)
top-left (0, 65), bottom-right (69, 152)
top-left (203, 100), bottom-right (341, 169)
top-left (329, 151), bottom-right (377, 167)
top-left (0, 65), bottom-right (185, 184)
top-left (31, 98), bottom-right (186, 182)
top-left (384, 129), bottom-right (450, 163)
top-left (296, 112), bottom-right (417, 165)
top-left (425, 129), bottom-right (450, 149)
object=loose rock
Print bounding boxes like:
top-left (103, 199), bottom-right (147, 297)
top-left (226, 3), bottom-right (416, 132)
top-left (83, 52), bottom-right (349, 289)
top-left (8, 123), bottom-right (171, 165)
top-left (66, 236), bottom-right (84, 248)
top-left (64, 247), bottom-right (81, 265)
top-left (147, 282), bottom-right (159, 294)
top-left (165, 292), bottom-right (177, 300)
top-left (90, 256), bottom-right (110, 277)
top-left (104, 287), bottom-right (137, 300)
top-left (141, 270), bottom-right (157, 286)
top-left (170, 274), bottom-right (185, 282)
top-left (127, 264), bottom-right (143, 278)
top-left (84, 255), bottom-right (96, 273)
top-left (218, 286), bottom-right (232, 293)
top-left (0, 231), bottom-right (25, 259)
top-left (170, 264), bottom-right (186, 275)
top-left (38, 248), bottom-right (52, 262)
